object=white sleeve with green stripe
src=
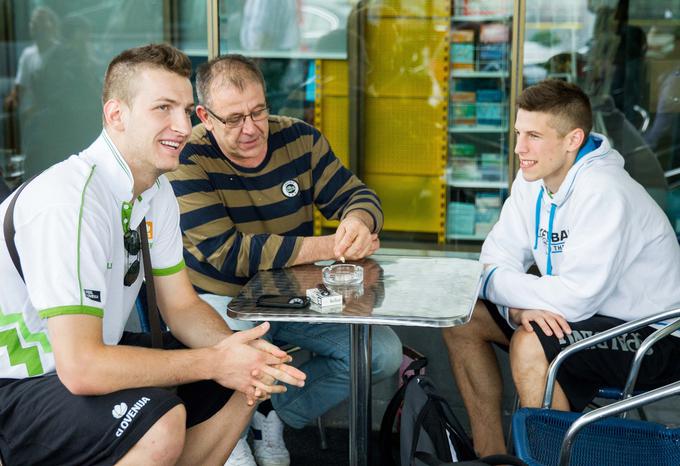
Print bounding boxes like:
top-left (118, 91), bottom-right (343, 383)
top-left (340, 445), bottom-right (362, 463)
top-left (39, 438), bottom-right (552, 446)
top-left (148, 177), bottom-right (185, 276)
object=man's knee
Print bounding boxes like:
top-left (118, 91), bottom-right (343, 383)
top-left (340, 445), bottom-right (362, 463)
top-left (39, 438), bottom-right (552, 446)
top-left (126, 404), bottom-right (187, 464)
top-left (370, 326), bottom-right (402, 380)
top-left (509, 327), bottom-right (548, 374)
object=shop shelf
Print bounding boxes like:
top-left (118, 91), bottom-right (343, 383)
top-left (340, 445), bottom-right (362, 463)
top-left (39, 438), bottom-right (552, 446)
top-left (449, 125), bottom-right (508, 133)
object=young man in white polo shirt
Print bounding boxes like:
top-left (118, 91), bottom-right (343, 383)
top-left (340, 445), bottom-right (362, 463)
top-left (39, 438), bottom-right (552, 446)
top-left (0, 43), bottom-right (305, 465)
top-left (441, 79), bottom-right (680, 456)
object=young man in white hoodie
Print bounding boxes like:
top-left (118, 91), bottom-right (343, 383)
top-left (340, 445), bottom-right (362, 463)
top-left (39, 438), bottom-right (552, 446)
top-left (442, 79), bottom-right (680, 456)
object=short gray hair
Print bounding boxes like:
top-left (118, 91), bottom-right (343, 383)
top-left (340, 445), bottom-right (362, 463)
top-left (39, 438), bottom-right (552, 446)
top-left (195, 54), bottom-right (266, 107)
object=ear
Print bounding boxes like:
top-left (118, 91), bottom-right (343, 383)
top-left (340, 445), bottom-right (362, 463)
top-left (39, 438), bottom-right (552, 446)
top-left (195, 105), bottom-right (214, 131)
top-left (566, 127), bottom-right (586, 152)
top-left (103, 99), bottom-right (126, 132)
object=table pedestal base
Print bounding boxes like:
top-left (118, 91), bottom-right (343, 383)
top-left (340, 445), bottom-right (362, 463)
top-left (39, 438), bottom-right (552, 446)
top-left (349, 324), bottom-right (372, 466)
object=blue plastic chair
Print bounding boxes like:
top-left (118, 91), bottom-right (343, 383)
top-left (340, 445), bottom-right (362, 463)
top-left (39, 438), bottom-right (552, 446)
top-left (513, 397), bottom-right (680, 466)
top-left (512, 307), bottom-right (680, 466)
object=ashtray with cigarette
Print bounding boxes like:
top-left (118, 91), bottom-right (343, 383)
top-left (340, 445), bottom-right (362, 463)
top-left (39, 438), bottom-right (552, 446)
top-left (322, 263), bottom-right (364, 286)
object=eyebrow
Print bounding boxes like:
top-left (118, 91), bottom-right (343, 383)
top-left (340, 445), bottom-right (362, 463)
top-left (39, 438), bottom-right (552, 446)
top-left (154, 97), bottom-right (195, 109)
top-left (225, 103), bottom-right (267, 116)
top-left (515, 128), bottom-right (543, 136)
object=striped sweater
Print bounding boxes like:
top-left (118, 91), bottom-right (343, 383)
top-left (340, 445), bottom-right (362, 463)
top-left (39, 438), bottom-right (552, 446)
top-left (168, 115), bottom-right (383, 296)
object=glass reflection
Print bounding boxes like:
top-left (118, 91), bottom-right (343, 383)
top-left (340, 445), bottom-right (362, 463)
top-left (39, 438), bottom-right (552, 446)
top-left (1, 1), bottom-right (167, 182)
top-left (524, 0), bottom-right (680, 240)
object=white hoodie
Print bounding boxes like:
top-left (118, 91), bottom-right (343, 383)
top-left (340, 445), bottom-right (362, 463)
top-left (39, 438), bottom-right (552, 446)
top-left (480, 133), bottom-right (680, 325)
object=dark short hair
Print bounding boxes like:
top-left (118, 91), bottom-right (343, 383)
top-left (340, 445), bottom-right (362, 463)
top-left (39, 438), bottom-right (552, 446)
top-left (517, 79), bottom-right (592, 137)
top-left (195, 54), bottom-right (266, 106)
top-left (102, 43), bottom-right (192, 106)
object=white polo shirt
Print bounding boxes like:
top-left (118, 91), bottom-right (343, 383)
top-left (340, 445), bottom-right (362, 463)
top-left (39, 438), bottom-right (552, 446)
top-left (0, 130), bottom-right (185, 379)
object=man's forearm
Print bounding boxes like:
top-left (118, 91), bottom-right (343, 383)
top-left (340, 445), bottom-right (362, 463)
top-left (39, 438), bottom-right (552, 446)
top-left (162, 297), bottom-right (233, 348)
top-left (58, 343), bottom-right (218, 395)
top-left (293, 235), bottom-right (335, 265)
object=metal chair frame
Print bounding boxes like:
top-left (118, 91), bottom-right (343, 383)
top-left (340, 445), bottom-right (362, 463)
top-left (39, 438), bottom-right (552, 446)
top-left (513, 307), bottom-right (680, 466)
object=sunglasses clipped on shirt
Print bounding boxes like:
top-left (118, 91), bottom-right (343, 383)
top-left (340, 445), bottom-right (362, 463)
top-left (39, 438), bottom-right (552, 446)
top-left (124, 228), bottom-right (141, 286)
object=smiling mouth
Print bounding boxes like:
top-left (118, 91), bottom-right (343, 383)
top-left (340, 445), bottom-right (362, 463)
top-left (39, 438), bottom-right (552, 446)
top-left (160, 140), bottom-right (181, 150)
top-left (239, 138), bottom-right (259, 146)
top-left (519, 159), bottom-right (537, 168)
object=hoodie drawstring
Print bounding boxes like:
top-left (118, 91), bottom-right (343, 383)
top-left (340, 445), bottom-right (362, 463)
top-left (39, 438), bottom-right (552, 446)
top-left (546, 203), bottom-right (557, 275)
top-left (533, 186), bottom-right (544, 250)
top-left (533, 186), bottom-right (557, 276)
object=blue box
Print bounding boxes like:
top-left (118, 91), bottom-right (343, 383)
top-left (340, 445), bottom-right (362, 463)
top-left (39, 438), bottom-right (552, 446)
top-left (476, 89), bottom-right (503, 102)
top-left (476, 102), bottom-right (504, 126)
top-left (447, 202), bottom-right (476, 235)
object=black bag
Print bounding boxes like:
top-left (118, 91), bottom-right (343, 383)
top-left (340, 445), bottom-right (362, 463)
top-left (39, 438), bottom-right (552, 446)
top-left (380, 358), bottom-right (527, 466)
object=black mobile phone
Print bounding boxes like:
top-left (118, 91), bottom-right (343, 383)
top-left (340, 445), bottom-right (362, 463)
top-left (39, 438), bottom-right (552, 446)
top-left (256, 294), bottom-right (310, 308)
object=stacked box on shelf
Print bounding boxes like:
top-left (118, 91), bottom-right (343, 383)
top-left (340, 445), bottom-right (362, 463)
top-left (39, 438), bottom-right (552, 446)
top-left (474, 192), bottom-right (502, 236)
top-left (451, 29), bottom-right (474, 71)
top-left (447, 201), bottom-right (476, 236)
top-left (460, 0), bottom-right (512, 16)
top-left (450, 142), bottom-right (476, 159)
top-left (476, 89), bottom-right (505, 127)
top-left (479, 22), bottom-right (509, 72)
top-left (449, 143), bottom-right (480, 181)
top-left (451, 91), bottom-right (477, 126)
top-left (480, 152), bottom-right (505, 181)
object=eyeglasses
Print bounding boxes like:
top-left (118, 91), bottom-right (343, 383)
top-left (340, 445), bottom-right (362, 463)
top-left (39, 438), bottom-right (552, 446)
top-left (123, 229), bottom-right (141, 287)
top-left (204, 105), bottom-right (269, 128)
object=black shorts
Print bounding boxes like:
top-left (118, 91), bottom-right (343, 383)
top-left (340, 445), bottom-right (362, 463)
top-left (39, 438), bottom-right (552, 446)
top-left (483, 300), bottom-right (680, 411)
top-left (0, 332), bottom-right (234, 466)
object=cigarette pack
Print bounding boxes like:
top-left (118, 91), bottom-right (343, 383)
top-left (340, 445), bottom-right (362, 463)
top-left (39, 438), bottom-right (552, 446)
top-left (306, 288), bottom-right (343, 307)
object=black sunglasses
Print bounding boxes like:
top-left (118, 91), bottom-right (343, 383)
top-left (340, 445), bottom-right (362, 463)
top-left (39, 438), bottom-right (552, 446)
top-left (123, 229), bottom-right (141, 286)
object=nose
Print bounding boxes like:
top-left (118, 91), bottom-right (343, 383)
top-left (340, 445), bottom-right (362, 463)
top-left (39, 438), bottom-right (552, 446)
top-left (172, 109), bottom-right (192, 137)
top-left (240, 115), bottom-right (257, 134)
top-left (515, 133), bottom-right (527, 155)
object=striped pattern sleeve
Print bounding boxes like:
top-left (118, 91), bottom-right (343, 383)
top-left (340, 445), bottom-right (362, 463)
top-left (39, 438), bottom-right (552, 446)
top-left (310, 128), bottom-right (383, 233)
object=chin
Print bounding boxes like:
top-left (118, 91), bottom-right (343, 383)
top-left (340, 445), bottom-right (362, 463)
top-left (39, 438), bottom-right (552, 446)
top-left (520, 170), bottom-right (539, 183)
top-left (157, 160), bottom-right (180, 175)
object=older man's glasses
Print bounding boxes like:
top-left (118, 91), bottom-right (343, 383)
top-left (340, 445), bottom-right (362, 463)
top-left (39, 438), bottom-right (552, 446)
top-left (124, 229), bottom-right (141, 287)
top-left (204, 106), bottom-right (269, 128)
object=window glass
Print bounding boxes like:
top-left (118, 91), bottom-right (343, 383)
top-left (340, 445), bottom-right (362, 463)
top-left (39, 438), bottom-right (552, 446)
top-left (219, 0), bottom-right (351, 59)
top-left (1, 0), bottom-right (169, 182)
top-left (525, 0), bottom-right (680, 240)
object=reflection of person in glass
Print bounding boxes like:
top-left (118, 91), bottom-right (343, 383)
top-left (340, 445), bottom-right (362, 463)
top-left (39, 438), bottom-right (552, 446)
top-left (239, 0), bottom-right (310, 121)
top-left (240, 0), bottom-right (300, 52)
top-left (3, 6), bottom-right (59, 156)
top-left (26, 14), bottom-right (103, 175)
top-left (3, 6), bottom-right (59, 115)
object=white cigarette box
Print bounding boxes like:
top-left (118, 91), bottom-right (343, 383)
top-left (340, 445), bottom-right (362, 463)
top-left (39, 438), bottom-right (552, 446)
top-left (306, 288), bottom-right (343, 307)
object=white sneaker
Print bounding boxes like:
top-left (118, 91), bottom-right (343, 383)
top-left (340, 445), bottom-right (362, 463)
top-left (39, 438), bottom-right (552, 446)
top-left (251, 411), bottom-right (291, 466)
top-left (225, 437), bottom-right (257, 466)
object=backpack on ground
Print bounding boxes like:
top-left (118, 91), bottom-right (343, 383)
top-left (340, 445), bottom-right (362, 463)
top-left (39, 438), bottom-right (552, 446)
top-left (379, 357), bottom-right (526, 466)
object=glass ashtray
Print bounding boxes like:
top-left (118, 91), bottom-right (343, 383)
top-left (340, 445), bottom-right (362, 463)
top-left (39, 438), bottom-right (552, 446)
top-left (322, 264), bottom-right (364, 286)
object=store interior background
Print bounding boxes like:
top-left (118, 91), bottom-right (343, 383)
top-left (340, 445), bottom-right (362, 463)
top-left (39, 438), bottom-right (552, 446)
top-left (2, 0), bottom-right (679, 436)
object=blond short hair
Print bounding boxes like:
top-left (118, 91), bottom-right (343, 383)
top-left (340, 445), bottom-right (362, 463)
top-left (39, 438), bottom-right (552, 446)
top-left (102, 43), bottom-right (191, 106)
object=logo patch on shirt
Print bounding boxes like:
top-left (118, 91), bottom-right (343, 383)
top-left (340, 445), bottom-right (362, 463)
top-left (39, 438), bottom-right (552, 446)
top-left (112, 402), bottom-right (128, 419)
top-left (281, 180), bottom-right (300, 198)
top-left (84, 289), bottom-right (101, 302)
top-left (146, 220), bottom-right (153, 241)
